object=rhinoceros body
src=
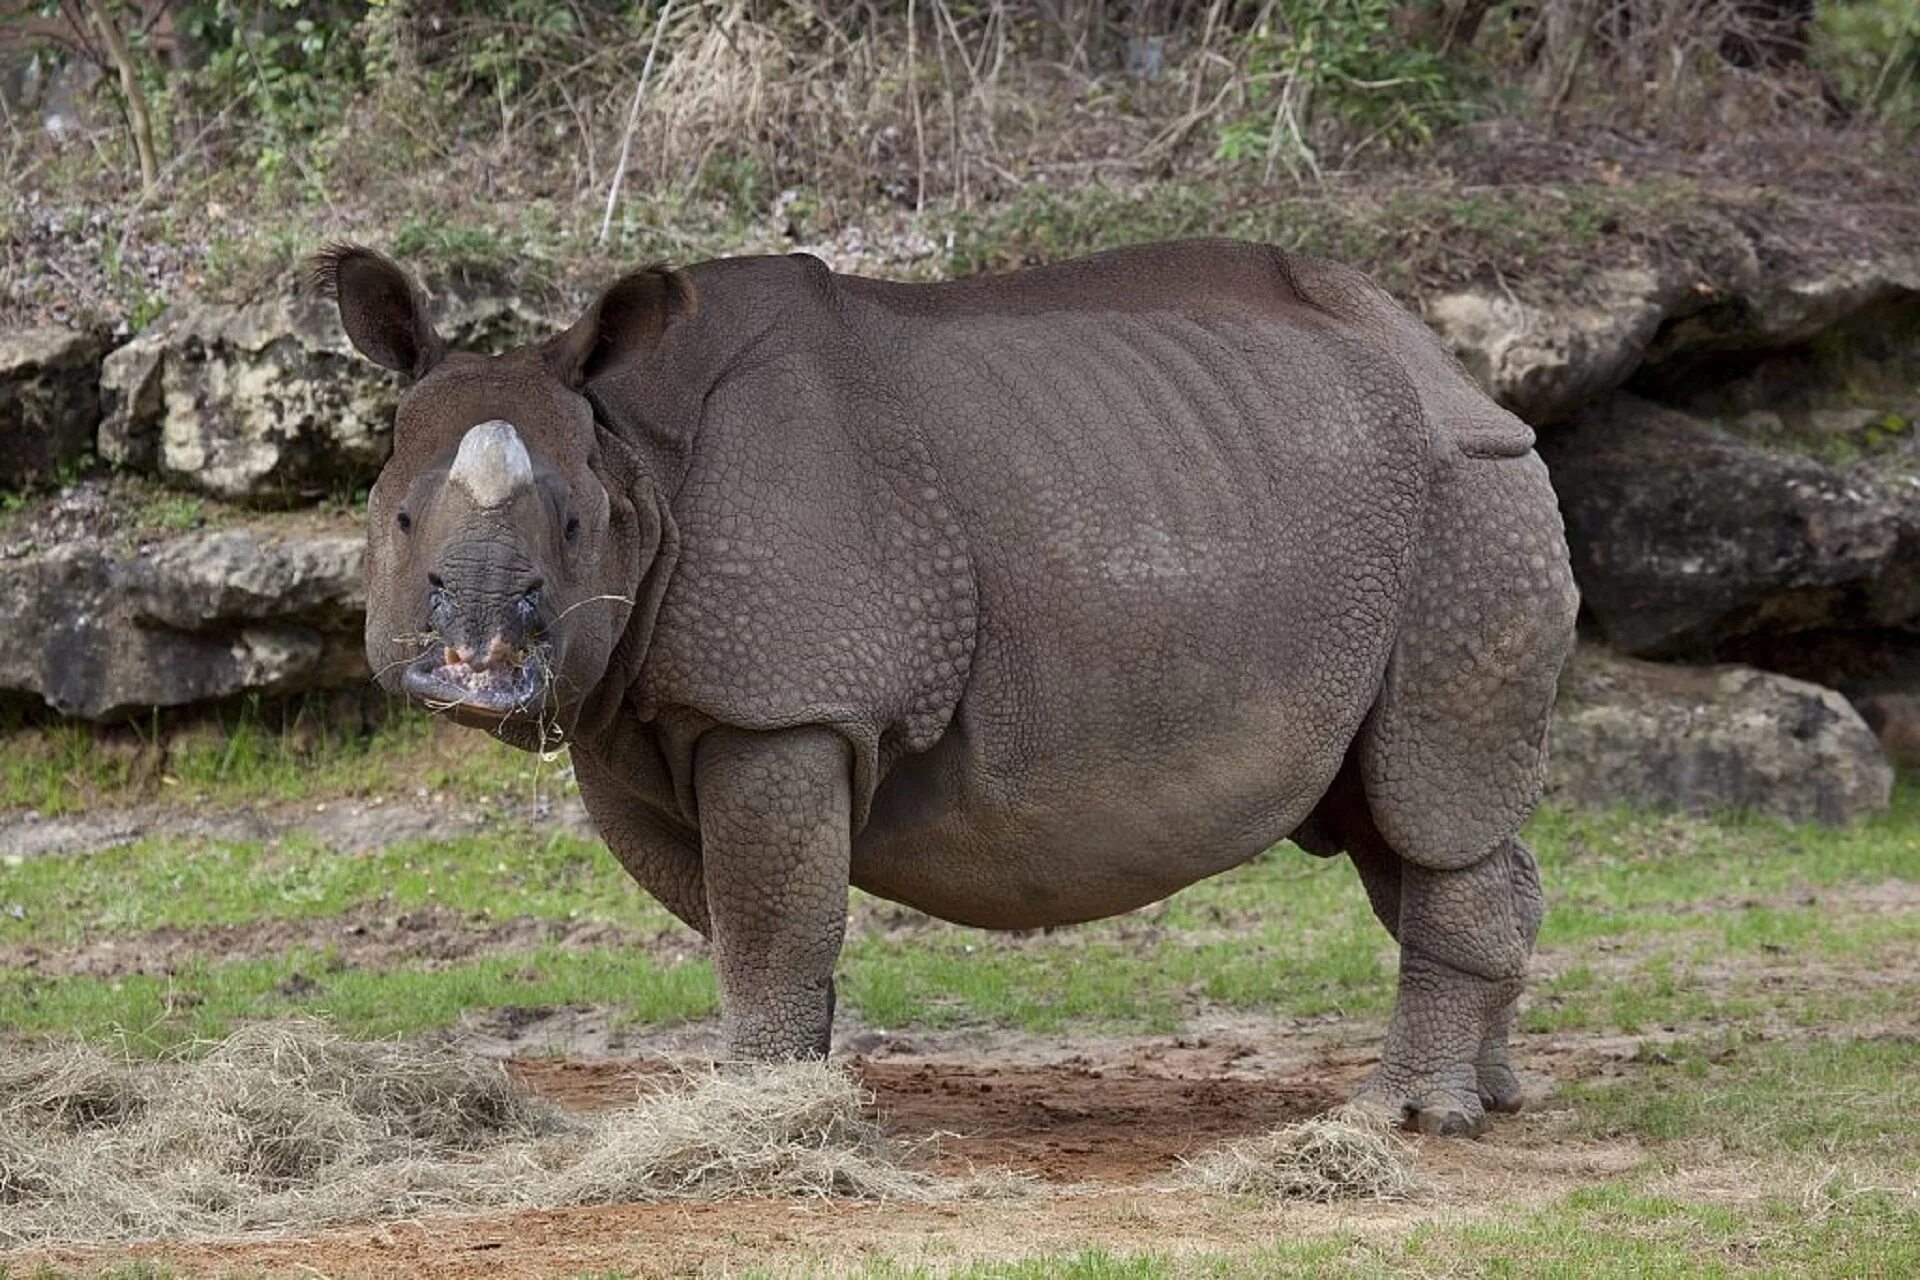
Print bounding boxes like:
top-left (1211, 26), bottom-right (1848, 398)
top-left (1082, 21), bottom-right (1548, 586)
top-left (322, 238), bottom-right (1578, 1136)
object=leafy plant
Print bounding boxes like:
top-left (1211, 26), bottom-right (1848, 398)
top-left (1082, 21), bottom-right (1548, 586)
top-left (1216, 1), bottom-right (1476, 176)
top-left (171, 0), bottom-right (375, 179)
top-left (1813, 0), bottom-right (1920, 131)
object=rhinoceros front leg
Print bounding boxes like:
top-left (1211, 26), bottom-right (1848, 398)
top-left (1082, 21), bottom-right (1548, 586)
top-left (695, 725), bottom-right (851, 1060)
top-left (1353, 836), bottom-right (1542, 1136)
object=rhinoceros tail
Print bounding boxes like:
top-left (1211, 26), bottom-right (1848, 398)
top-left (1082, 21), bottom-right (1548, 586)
top-left (1442, 410), bottom-right (1536, 460)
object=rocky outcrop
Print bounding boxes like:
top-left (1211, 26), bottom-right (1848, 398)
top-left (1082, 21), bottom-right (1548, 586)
top-left (1549, 645), bottom-right (1894, 824)
top-left (1426, 268), bottom-right (1681, 427)
top-left (0, 523), bottom-right (367, 720)
top-left (97, 287), bottom-right (561, 505)
top-left (1541, 395), bottom-right (1920, 658)
top-left (1425, 252), bottom-right (1920, 426)
top-left (0, 327), bottom-right (104, 487)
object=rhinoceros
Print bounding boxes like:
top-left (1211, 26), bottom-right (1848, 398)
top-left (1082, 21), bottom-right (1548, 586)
top-left (316, 238), bottom-right (1577, 1136)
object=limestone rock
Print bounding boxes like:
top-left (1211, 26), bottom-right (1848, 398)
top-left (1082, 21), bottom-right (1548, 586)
top-left (1423, 251), bottom-right (1920, 428)
top-left (0, 523), bottom-right (370, 720)
top-left (98, 287), bottom-right (562, 505)
top-left (1540, 395), bottom-right (1920, 658)
top-left (1549, 645), bottom-right (1893, 824)
top-left (0, 327), bottom-right (105, 488)
top-left (1644, 253), bottom-right (1920, 363)
top-left (1425, 268), bottom-right (1681, 426)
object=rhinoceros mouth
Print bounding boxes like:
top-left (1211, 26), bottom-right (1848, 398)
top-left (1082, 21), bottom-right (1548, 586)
top-left (403, 646), bottom-right (549, 723)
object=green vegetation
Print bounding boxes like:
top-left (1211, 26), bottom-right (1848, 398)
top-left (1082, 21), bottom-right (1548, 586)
top-left (10, 2), bottom-right (1910, 335)
top-left (1814, 0), bottom-right (1920, 131)
top-left (4, 725), bottom-right (1915, 1075)
top-left (0, 700), bottom-right (553, 817)
top-left (0, 947), bottom-right (713, 1050)
top-left (1571, 1035), bottom-right (1918, 1163)
top-left (944, 177), bottom-right (1743, 302)
top-left (596, 1186), bottom-right (1920, 1277)
top-left (1, 710), bottom-right (1913, 1270)
top-left (1215, 1), bottom-right (1478, 177)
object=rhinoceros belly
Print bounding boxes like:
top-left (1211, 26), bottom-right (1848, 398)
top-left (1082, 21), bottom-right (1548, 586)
top-left (848, 309), bottom-right (1428, 929)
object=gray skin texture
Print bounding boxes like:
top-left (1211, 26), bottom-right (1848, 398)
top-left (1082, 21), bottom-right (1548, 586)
top-left (317, 238), bottom-right (1578, 1137)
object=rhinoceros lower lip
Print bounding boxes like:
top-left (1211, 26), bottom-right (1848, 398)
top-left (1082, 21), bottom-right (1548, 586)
top-left (402, 649), bottom-right (547, 721)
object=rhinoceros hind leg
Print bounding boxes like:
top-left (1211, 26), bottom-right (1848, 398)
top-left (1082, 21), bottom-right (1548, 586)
top-left (1358, 451), bottom-right (1577, 873)
top-left (1349, 836), bottom-right (1543, 1137)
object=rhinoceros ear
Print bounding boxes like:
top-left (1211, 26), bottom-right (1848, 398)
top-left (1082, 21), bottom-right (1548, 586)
top-left (545, 264), bottom-right (695, 390)
top-left (309, 243), bottom-right (446, 378)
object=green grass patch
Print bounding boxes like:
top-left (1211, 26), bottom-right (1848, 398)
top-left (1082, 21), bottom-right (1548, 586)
top-left (0, 947), bottom-right (714, 1051)
top-left (1568, 1035), bottom-right (1920, 1164)
top-left (831, 1181), bottom-right (1920, 1277)
top-left (0, 704), bottom-right (556, 816)
top-left (4, 782), bottom-right (1916, 1048)
top-left (0, 828), bottom-right (675, 947)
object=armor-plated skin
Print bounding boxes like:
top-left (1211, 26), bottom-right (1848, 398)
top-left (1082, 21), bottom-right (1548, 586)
top-left (318, 239), bottom-right (1578, 1136)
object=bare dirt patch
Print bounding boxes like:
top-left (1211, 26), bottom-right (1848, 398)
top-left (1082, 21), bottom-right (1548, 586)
top-left (0, 903), bottom-right (674, 980)
top-left (509, 1051), bottom-right (1350, 1187)
top-left (0, 792), bottom-right (594, 862)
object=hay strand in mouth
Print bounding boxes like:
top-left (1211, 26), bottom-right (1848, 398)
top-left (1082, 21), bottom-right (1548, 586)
top-left (0, 1022), bottom-right (1018, 1246)
top-left (1174, 1105), bottom-right (1421, 1204)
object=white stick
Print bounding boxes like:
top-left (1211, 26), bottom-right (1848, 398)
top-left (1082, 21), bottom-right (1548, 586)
top-left (599, 0), bottom-right (678, 245)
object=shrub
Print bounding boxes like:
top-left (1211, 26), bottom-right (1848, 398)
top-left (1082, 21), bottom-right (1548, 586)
top-left (1813, 0), bottom-right (1920, 130)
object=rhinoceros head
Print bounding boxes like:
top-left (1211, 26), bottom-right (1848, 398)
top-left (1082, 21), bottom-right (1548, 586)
top-left (313, 244), bottom-right (689, 747)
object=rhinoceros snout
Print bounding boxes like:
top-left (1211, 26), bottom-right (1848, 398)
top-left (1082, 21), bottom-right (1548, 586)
top-left (402, 638), bottom-right (549, 722)
top-left (405, 578), bottom-right (550, 722)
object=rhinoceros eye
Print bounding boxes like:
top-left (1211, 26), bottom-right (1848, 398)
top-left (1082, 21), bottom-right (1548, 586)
top-left (563, 514), bottom-right (580, 544)
top-left (396, 509), bottom-right (412, 533)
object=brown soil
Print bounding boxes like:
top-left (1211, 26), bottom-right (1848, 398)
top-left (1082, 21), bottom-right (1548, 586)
top-left (509, 1047), bottom-right (1354, 1186)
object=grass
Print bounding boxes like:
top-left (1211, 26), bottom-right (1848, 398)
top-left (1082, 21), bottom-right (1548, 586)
top-left (0, 703), bottom-right (556, 817)
top-left (8, 1183), bottom-right (1920, 1278)
top-left (1570, 1035), bottom-right (1920, 1164)
top-left (0, 772), bottom-right (1912, 1274)
top-left (0, 947), bottom-right (714, 1051)
top-left (2, 715), bottom-right (1914, 1279)
top-left (2, 769), bottom-right (1914, 1063)
top-left (715, 1182), bottom-right (1920, 1276)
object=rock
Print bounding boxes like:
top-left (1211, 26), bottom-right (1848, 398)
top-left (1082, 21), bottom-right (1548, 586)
top-left (1424, 251), bottom-right (1920, 429)
top-left (1425, 268), bottom-right (1681, 426)
top-left (1540, 395), bottom-right (1920, 658)
top-left (0, 522), bottom-right (370, 720)
top-left (1716, 629), bottom-right (1920, 767)
top-left (0, 327), bottom-right (105, 488)
top-left (1549, 645), bottom-right (1893, 824)
top-left (1643, 254), bottom-right (1920, 365)
top-left (1853, 691), bottom-right (1920, 767)
top-left (96, 335), bottom-right (166, 470)
top-left (99, 286), bottom-right (562, 505)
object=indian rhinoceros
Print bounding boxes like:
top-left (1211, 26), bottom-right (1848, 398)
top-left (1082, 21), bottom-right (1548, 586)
top-left (315, 238), bottom-right (1578, 1136)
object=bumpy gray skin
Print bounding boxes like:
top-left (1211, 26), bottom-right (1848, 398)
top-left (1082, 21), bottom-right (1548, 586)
top-left (323, 239), bottom-right (1578, 1137)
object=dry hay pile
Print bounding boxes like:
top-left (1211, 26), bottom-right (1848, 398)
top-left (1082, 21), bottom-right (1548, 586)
top-left (554, 1060), bottom-right (954, 1204)
top-left (1176, 1106), bottom-right (1420, 1204)
top-left (0, 1021), bottom-right (999, 1247)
